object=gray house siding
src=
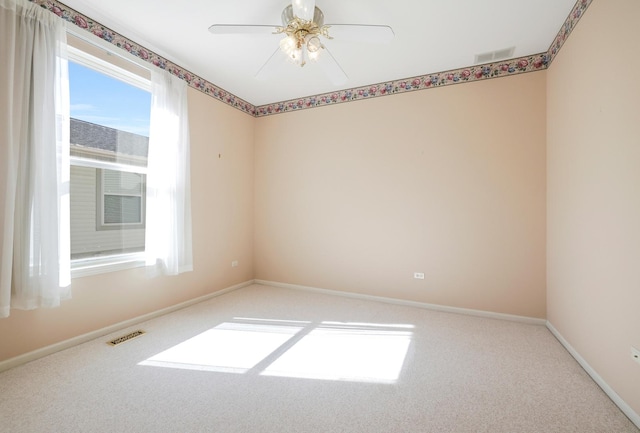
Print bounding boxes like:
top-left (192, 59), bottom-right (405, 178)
top-left (70, 166), bottom-right (146, 259)
top-left (70, 119), bottom-right (148, 259)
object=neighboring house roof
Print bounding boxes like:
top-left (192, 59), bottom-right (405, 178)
top-left (70, 118), bottom-right (148, 166)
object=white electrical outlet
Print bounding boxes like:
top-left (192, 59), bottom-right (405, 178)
top-left (632, 347), bottom-right (640, 365)
top-left (414, 272), bottom-right (425, 280)
top-left (231, 260), bottom-right (238, 268)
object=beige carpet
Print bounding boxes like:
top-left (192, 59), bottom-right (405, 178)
top-left (1, 284), bottom-right (637, 432)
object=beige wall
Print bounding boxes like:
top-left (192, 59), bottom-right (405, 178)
top-left (0, 87), bottom-right (254, 362)
top-left (547, 0), bottom-right (640, 416)
top-left (255, 72), bottom-right (547, 318)
top-left (6, 3), bottom-right (639, 421)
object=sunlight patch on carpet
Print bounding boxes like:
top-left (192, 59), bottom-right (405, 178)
top-left (139, 321), bottom-right (304, 373)
top-left (262, 322), bottom-right (412, 383)
top-left (139, 319), bottom-right (413, 383)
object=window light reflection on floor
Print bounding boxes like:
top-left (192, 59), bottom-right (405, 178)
top-left (139, 319), bottom-right (413, 384)
top-left (139, 321), bottom-right (304, 373)
top-left (262, 322), bottom-right (413, 384)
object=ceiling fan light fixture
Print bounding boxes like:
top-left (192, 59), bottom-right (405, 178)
top-left (279, 35), bottom-right (303, 65)
top-left (276, 5), bottom-right (330, 67)
top-left (308, 51), bottom-right (320, 62)
top-left (307, 36), bottom-right (323, 62)
top-left (307, 36), bottom-right (321, 53)
top-left (279, 34), bottom-right (323, 67)
top-left (210, 0), bottom-right (391, 84)
top-left (279, 35), bottom-right (296, 53)
top-left (292, 0), bottom-right (317, 21)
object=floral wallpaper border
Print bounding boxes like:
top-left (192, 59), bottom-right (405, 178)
top-left (35, 0), bottom-right (258, 116)
top-left (546, 0), bottom-right (593, 64)
top-left (254, 0), bottom-right (594, 117)
top-left (36, 0), bottom-right (592, 118)
top-left (254, 53), bottom-right (549, 116)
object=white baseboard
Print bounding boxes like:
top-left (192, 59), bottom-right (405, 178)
top-left (0, 279), bottom-right (254, 373)
top-left (256, 280), bottom-right (638, 427)
top-left (546, 322), bottom-right (640, 429)
top-left (254, 279), bottom-right (547, 326)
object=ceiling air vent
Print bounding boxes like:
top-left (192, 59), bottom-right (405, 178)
top-left (474, 46), bottom-right (515, 64)
top-left (107, 330), bottom-right (146, 346)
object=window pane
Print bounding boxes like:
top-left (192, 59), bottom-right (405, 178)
top-left (104, 195), bottom-right (142, 224)
top-left (69, 61), bottom-right (151, 137)
top-left (70, 166), bottom-right (146, 260)
top-left (103, 170), bottom-right (143, 195)
top-left (68, 54), bottom-right (150, 263)
top-left (70, 119), bottom-right (149, 167)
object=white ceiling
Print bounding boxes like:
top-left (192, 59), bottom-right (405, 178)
top-left (60, 0), bottom-right (578, 107)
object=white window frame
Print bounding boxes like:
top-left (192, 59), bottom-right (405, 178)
top-left (97, 168), bottom-right (146, 230)
top-left (68, 36), bottom-right (152, 279)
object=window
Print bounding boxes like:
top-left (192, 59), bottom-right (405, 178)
top-left (68, 37), bottom-right (151, 276)
top-left (97, 169), bottom-right (146, 230)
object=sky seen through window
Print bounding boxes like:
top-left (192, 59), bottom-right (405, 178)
top-left (69, 61), bottom-right (151, 137)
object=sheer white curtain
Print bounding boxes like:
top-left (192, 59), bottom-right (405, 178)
top-left (145, 69), bottom-right (193, 275)
top-left (0, 0), bottom-right (70, 318)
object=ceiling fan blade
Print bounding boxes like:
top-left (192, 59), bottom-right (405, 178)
top-left (319, 47), bottom-right (348, 85)
top-left (208, 24), bottom-right (278, 35)
top-left (325, 24), bottom-right (395, 44)
top-left (255, 48), bottom-right (285, 81)
top-left (292, 0), bottom-right (315, 21)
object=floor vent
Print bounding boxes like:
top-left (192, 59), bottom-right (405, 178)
top-left (107, 330), bottom-right (146, 346)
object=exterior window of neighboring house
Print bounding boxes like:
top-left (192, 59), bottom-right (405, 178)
top-left (97, 169), bottom-right (146, 230)
top-left (68, 36), bottom-right (151, 276)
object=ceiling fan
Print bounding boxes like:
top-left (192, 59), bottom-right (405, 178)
top-left (208, 0), bottom-right (394, 85)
